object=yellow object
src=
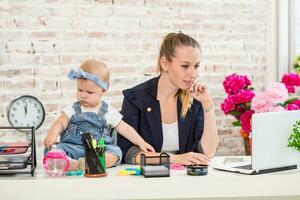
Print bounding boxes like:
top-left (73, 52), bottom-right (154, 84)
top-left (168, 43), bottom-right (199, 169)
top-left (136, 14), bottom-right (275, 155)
top-left (119, 169), bottom-right (136, 176)
top-left (91, 139), bottom-right (97, 149)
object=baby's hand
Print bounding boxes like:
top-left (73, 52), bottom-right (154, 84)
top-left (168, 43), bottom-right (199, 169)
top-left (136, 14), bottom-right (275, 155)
top-left (138, 142), bottom-right (155, 153)
top-left (44, 134), bottom-right (57, 149)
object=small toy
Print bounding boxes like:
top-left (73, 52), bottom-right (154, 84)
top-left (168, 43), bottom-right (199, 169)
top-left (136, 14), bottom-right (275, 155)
top-left (119, 167), bottom-right (141, 176)
top-left (66, 170), bottom-right (84, 176)
top-left (43, 145), bottom-right (70, 178)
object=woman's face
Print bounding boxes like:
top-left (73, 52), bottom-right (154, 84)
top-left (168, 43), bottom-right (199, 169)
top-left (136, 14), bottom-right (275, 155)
top-left (163, 45), bottom-right (200, 90)
top-left (76, 79), bottom-right (104, 108)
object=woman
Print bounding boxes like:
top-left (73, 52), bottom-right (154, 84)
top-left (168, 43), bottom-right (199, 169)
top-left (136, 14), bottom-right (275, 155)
top-left (117, 32), bottom-right (219, 165)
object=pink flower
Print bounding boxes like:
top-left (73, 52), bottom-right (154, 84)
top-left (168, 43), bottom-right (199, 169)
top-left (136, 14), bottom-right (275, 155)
top-left (232, 90), bottom-right (255, 104)
top-left (251, 93), bottom-right (274, 113)
top-left (220, 96), bottom-right (235, 114)
top-left (292, 100), bottom-right (300, 107)
top-left (285, 104), bottom-right (300, 110)
top-left (264, 83), bottom-right (288, 103)
top-left (240, 110), bottom-right (254, 133)
top-left (269, 106), bottom-right (285, 112)
top-left (223, 73), bottom-right (251, 95)
top-left (281, 73), bottom-right (300, 93)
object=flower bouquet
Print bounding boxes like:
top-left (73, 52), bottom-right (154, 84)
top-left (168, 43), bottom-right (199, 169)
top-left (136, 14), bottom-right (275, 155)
top-left (220, 74), bottom-right (255, 154)
top-left (221, 73), bottom-right (300, 155)
top-left (220, 74), bottom-right (255, 138)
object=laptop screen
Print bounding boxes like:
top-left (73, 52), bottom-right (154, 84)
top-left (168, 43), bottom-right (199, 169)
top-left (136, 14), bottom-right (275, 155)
top-left (251, 110), bottom-right (300, 170)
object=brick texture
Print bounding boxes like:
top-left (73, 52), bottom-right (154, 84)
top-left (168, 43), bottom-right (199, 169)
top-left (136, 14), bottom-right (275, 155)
top-left (0, 0), bottom-right (270, 159)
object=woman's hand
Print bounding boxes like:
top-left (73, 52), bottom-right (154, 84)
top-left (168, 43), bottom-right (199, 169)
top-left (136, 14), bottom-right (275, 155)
top-left (44, 134), bottom-right (57, 149)
top-left (188, 82), bottom-right (212, 104)
top-left (138, 141), bottom-right (155, 153)
top-left (171, 152), bottom-right (210, 165)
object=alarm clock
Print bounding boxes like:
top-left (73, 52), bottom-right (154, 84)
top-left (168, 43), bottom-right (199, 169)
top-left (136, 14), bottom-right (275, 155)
top-left (7, 95), bottom-right (45, 130)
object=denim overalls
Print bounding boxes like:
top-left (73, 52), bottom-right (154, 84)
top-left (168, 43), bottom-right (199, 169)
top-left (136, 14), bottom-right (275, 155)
top-left (47, 101), bottom-right (122, 166)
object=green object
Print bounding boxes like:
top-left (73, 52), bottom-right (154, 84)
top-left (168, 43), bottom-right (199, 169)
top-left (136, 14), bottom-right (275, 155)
top-left (296, 67), bottom-right (300, 75)
top-left (98, 137), bottom-right (106, 170)
top-left (232, 121), bottom-right (241, 126)
top-left (294, 55), bottom-right (300, 75)
top-left (288, 121), bottom-right (300, 152)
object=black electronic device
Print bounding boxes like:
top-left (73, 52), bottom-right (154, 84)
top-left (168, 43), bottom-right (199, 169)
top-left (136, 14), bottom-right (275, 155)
top-left (187, 164), bottom-right (208, 176)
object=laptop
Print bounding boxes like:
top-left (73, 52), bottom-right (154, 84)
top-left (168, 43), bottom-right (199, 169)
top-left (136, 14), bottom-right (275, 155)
top-left (213, 110), bottom-right (300, 175)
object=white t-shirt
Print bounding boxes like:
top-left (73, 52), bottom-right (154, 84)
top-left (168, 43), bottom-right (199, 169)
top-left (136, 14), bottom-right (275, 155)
top-left (62, 101), bottom-right (123, 128)
top-left (161, 121), bottom-right (179, 152)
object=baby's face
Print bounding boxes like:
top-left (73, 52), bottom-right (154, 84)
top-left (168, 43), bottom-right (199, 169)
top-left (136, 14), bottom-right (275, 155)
top-left (76, 79), bottom-right (104, 108)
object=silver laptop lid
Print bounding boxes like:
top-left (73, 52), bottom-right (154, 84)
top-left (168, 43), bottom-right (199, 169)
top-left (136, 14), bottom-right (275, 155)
top-left (251, 110), bottom-right (300, 170)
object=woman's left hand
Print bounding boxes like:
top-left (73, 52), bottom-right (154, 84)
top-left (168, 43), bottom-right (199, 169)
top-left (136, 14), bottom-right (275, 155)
top-left (188, 82), bottom-right (212, 104)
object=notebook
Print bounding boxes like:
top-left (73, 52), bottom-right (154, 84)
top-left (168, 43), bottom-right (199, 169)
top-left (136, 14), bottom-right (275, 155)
top-left (213, 110), bottom-right (300, 175)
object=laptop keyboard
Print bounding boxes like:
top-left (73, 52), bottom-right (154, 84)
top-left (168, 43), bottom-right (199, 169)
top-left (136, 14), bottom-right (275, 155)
top-left (234, 164), bottom-right (252, 170)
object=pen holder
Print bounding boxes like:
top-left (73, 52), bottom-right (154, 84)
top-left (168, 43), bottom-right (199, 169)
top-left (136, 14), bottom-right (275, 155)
top-left (81, 133), bottom-right (107, 178)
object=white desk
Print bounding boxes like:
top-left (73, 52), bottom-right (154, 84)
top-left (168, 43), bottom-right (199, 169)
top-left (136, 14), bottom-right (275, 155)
top-left (1, 156), bottom-right (300, 200)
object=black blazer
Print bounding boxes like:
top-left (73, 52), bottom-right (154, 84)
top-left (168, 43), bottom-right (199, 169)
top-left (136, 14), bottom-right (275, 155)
top-left (117, 76), bottom-right (204, 163)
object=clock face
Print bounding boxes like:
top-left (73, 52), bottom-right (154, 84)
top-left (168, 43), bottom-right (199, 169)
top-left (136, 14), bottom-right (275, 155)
top-left (7, 95), bottom-right (45, 130)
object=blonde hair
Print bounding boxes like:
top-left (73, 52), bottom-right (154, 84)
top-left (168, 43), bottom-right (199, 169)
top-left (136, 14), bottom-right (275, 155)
top-left (157, 32), bottom-right (200, 118)
top-left (79, 59), bottom-right (110, 89)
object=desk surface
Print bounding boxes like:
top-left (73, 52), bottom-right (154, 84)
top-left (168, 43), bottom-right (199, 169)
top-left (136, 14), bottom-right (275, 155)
top-left (1, 156), bottom-right (300, 200)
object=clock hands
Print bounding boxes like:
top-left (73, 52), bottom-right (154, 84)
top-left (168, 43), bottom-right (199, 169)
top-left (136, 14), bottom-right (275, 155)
top-left (24, 102), bottom-right (28, 116)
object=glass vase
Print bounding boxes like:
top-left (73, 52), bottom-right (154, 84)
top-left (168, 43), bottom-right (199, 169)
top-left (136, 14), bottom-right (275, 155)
top-left (240, 129), bottom-right (252, 155)
top-left (243, 137), bottom-right (252, 156)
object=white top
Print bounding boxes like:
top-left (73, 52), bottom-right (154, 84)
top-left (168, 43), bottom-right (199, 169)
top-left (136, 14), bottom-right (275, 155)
top-left (62, 100), bottom-right (123, 128)
top-left (161, 121), bottom-right (179, 152)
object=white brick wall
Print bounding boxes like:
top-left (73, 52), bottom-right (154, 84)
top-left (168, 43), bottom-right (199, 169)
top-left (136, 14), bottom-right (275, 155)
top-left (0, 0), bottom-right (271, 158)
